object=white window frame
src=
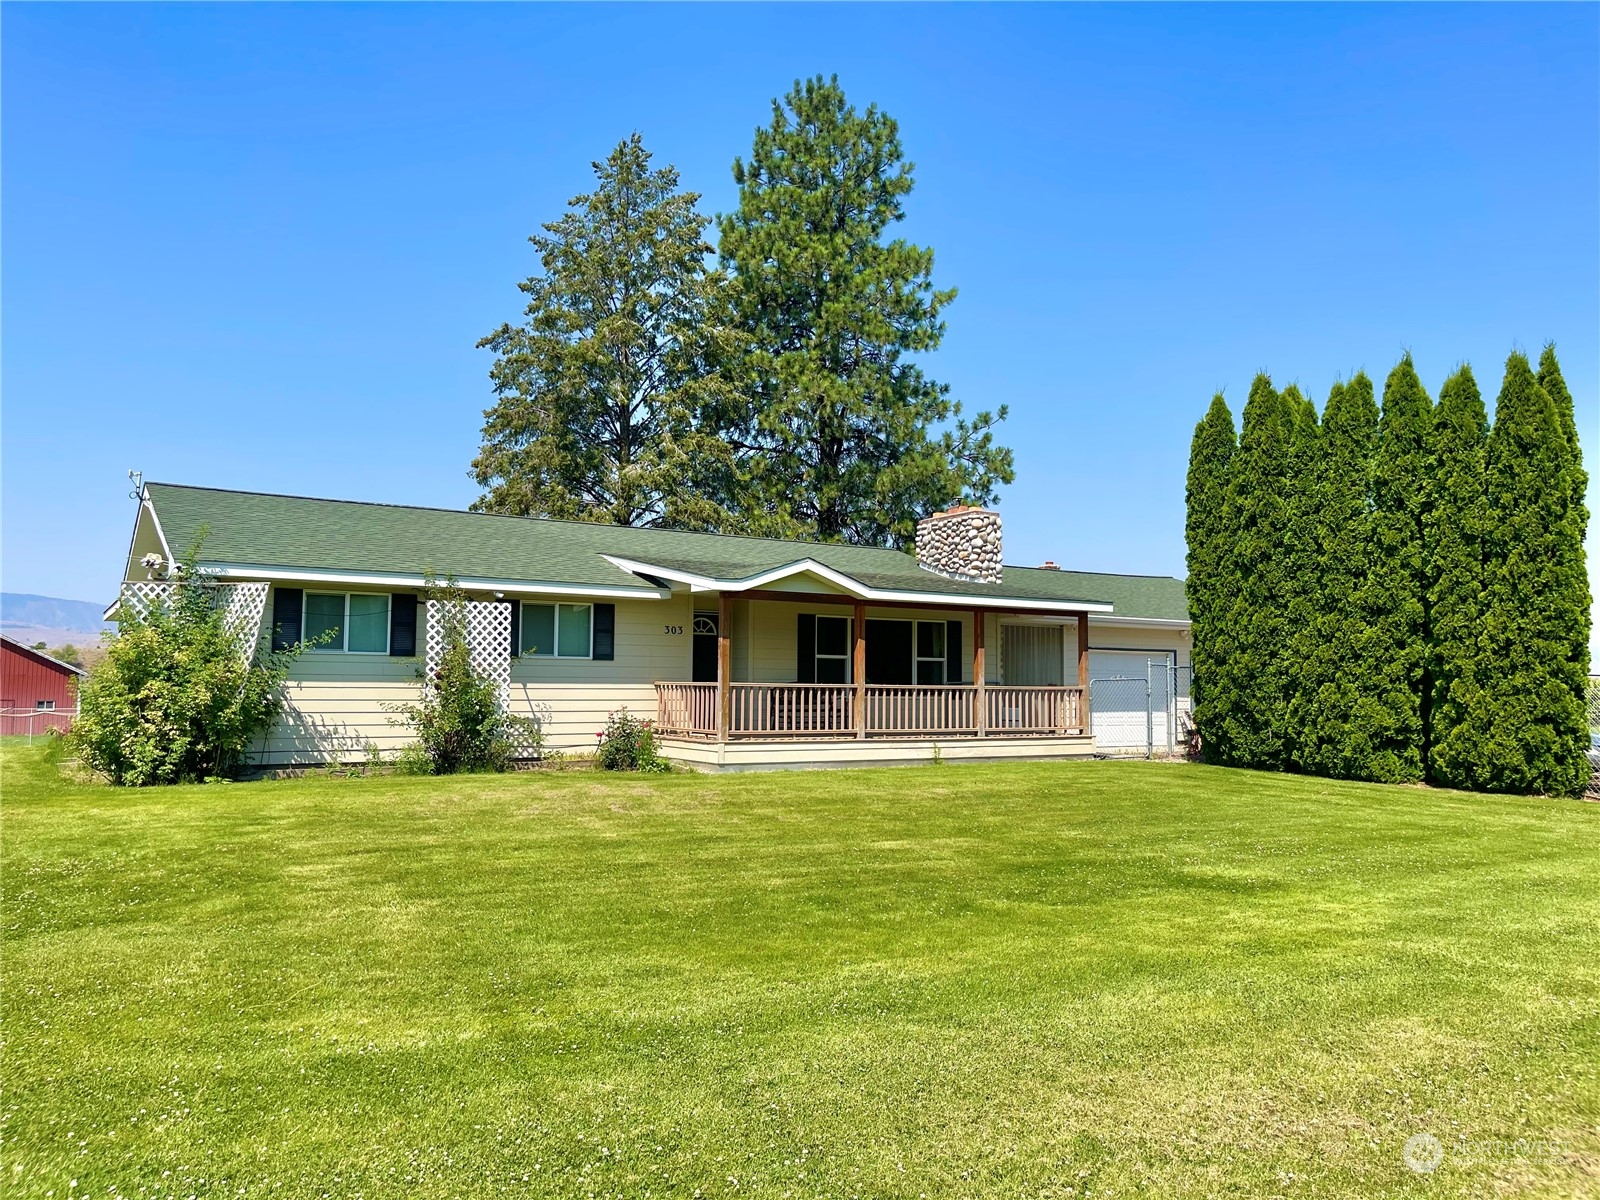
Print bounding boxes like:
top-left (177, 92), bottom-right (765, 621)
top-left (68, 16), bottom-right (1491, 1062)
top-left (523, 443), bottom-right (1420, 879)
top-left (521, 601), bottom-right (594, 660)
top-left (304, 592), bottom-right (391, 655)
top-left (36, 699), bottom-right (56, 710)
top-left (814, 615), bottom-right (852, 683)
top-left (914, 619), bottom-right (947, 685)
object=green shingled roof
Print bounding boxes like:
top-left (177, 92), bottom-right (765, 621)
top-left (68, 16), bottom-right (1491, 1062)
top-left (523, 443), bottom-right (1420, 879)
top-left (144, 483), bottom-right (1189, 622)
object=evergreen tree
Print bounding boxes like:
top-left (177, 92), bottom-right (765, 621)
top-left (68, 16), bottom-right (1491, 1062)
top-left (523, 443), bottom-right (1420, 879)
top-left (716, 75), bottom-right (1013, 546)
top-left (1537, 344), bottom-right (1593, 693)
top-left (1208, 374), bottom-right (1293, 768)
top-left (1427, 366), bottom-right (1492, 789)
top-left (1295, 374), bottom-right (1382, 778)
top-left (474, 135), bottom-right (732, 528)
top-left (1354, 355), bottom-right (1433, 782)
top-left (1280, 385), bottom-right (1321, 768)
top-left (1185, 394), bottom-right (1237, 757)
top-left (1473, 352), bottom-right (1591, 795)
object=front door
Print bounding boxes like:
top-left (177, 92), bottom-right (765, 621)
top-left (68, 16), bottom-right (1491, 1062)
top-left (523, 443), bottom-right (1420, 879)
top-left (692, 613), bottom-right (719, 682)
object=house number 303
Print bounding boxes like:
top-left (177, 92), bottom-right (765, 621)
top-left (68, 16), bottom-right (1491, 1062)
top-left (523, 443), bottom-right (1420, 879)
top-left (664, 624), bottom-right (684, 636)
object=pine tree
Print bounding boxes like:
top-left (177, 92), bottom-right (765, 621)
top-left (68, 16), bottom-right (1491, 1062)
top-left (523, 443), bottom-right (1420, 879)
top-left (1426, 366), bottom-right (1492, 789)
top-left (716, 75), bottom-right (1013, 546)
top-left (1353, 355), bottom-right (1433, 782)
top-left (1295, 374), bottom-right (1381, 778)
top-left (473, 135), bottom-right (732, 528)
top-left (1209, 374), bottom-right (1293, 768)
top-left (1472, 352), bottom-right (1591, 795)
top-left (1185, 394), bottom-right (1237, 758)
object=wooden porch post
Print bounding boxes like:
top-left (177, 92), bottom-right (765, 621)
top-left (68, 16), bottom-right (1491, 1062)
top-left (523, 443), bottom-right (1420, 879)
top-left (717, 591), bottom-right (732, 742)
top-left (853, 600), bottom-right (867, 739)
top-left (1076, 611), bottom-right (1091, 737)
top-left (973, 608), bottom-right (987, 738)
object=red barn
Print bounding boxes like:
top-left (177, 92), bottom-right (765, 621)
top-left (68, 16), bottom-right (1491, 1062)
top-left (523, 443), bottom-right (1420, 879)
top-left (1, 635), bottom-right (85, 734)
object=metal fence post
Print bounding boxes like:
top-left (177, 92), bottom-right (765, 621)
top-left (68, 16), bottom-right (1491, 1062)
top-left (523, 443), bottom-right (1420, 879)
top-left (1145, 660), bottom-right (1153, 759)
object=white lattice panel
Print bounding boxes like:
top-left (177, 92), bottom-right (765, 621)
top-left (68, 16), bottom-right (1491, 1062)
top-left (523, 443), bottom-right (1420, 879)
top-left (117, 580), bottom-right (269, 663)
top-left (425, 599), bottom-right (511, 707)
top-left (118, 581), bottom-right (178, 623)
top-left (221, 582), bottom-right (269, 651)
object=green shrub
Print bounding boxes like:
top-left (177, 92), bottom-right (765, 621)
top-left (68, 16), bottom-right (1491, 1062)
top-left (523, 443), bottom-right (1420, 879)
top-left (387, 580), bottom-right (541, 774)
top-left (68, 557), bottom-right (305, 785)
top-left (595, 708), bottom-right (668, 772)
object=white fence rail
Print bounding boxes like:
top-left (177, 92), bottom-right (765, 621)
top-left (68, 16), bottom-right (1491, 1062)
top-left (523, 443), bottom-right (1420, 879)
top-left (0, 707), bottom-right (77, 737)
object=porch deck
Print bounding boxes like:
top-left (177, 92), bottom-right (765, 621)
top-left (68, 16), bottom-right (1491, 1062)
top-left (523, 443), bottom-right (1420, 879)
top-left (655, 681), bottom-right (1087, 740)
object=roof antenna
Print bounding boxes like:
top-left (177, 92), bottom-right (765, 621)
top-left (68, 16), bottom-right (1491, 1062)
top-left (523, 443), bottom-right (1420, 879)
top-left (128, 469), bottom-right (143, 500)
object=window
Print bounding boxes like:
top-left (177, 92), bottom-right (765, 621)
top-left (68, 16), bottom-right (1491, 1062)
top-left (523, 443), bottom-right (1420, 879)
top-left (521, 602), bottom-right (592, 658)
top-left (915, 620), bottom-right (946, 685)
top-left (305, 593), bottom-right (390, 653)
top-left (35, 699), bottom-right (55, 711)
top-left (815, 615), bottom-right (851, 683)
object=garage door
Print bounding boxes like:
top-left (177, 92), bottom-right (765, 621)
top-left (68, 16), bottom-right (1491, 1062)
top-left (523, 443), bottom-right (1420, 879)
top-left (1089, 651), bottom-right (1173, 750)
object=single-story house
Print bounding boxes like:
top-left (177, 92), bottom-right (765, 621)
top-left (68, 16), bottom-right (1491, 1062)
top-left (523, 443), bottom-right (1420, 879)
top-left (114, 483), bottom-right (1191, 770)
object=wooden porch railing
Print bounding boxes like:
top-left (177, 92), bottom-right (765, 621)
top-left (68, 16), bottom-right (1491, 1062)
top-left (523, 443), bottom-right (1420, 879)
top-left (985, 685), bottom-right (1082, 735)
top-left (865, 685), bottom-right (978, 735)
top-left (655, 683), bottom-right (717, 737)
top-left (654, 682), bottom-right (1086, 740)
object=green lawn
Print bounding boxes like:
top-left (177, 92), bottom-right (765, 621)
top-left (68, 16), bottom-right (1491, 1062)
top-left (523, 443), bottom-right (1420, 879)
top-left (3, 742), bottom-right (1597, 1199)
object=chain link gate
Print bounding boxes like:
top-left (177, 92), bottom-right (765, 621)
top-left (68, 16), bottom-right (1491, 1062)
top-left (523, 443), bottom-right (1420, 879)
top-left (1089, 659), bottom-right (1192, 758)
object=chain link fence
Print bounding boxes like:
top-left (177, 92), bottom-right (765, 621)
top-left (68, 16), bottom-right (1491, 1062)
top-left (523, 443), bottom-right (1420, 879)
top-left (1587, 677), bottom-right (1600, 798)
top-left (1089, 661), bottom-right (1192, 758)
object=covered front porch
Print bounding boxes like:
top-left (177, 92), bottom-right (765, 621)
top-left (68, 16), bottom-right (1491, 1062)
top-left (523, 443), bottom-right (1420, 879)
top-left (652, 592), bottom-right (1095, 750)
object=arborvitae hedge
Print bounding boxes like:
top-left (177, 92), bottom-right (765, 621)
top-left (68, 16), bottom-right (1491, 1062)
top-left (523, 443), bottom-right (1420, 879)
top-left (1210, 374), bottom-right (1293, 768)
top-left (1295, 374), bottom-right (1380, 779)
top-left (1185, 394), bottom-right (1237, 753)
top-left (1186, 348), bottom-right (1590, 796)
top-left (1280, 385), bottom-right (1321, 769)
top-left (1427, 366), bottom-right (1491, 789)
top-left (1475, 352), bottom-right (1591, 795)
top-left (1357, 355), bottom-right (1433, 783)
top-left (1537, 344), bottom-right (1593, 704)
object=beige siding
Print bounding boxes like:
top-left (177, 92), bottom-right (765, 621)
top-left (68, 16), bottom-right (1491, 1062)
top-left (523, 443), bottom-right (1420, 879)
top-left (261, 637), bottom-right (423, 764)
top-left (1086, 620), bottom-right (1191, 668)
top-left (743, 600), bottom-right (979, 684)
top-left (259, 587), bottom-right (686, 764)
top-left (509, 595), bottom-right (692, 684)
top-left (249, 582), bottom-right (1189, 766)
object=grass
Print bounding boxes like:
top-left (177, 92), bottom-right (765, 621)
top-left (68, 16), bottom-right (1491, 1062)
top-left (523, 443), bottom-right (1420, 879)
top-left (3, 741), bottom-right (1597, 1199)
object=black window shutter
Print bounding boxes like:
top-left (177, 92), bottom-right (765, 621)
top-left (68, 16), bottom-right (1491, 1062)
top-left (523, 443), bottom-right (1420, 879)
top-left (946, 619), bottom-right (963, 684)
top-left (389, 593), bottom-right (418, 657)
top-left (593, 603), bottom-right (615, 660)
top-left (271, 587), bottom-right (303, 652)
top-left (504, 599), bottom-right (521, 657)
top-left (796, 613), bottom-right (816, 683)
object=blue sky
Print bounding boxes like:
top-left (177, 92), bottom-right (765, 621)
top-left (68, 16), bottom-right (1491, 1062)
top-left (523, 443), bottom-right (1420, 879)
top-left (4, 3), bottom-right (1596, 621)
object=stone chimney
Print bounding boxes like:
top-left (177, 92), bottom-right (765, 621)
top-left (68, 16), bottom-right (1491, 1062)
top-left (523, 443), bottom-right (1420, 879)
top-left (1039, 560), bottom-right (1060, 570)
top-left (915, 505), bottom-right (1003, 584)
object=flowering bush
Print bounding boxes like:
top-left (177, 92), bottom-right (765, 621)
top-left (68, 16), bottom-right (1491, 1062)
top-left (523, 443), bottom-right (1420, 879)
top-left (388, 578), bottom-right (542, 774)
top-left (69, 541), bottom-right (307, 785)
top-left (595, 708), bottom-right (668, 772)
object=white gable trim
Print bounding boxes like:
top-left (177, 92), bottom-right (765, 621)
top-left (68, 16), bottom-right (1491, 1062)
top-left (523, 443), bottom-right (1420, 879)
top-left (601, 554), bottom-right (1115, 614)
